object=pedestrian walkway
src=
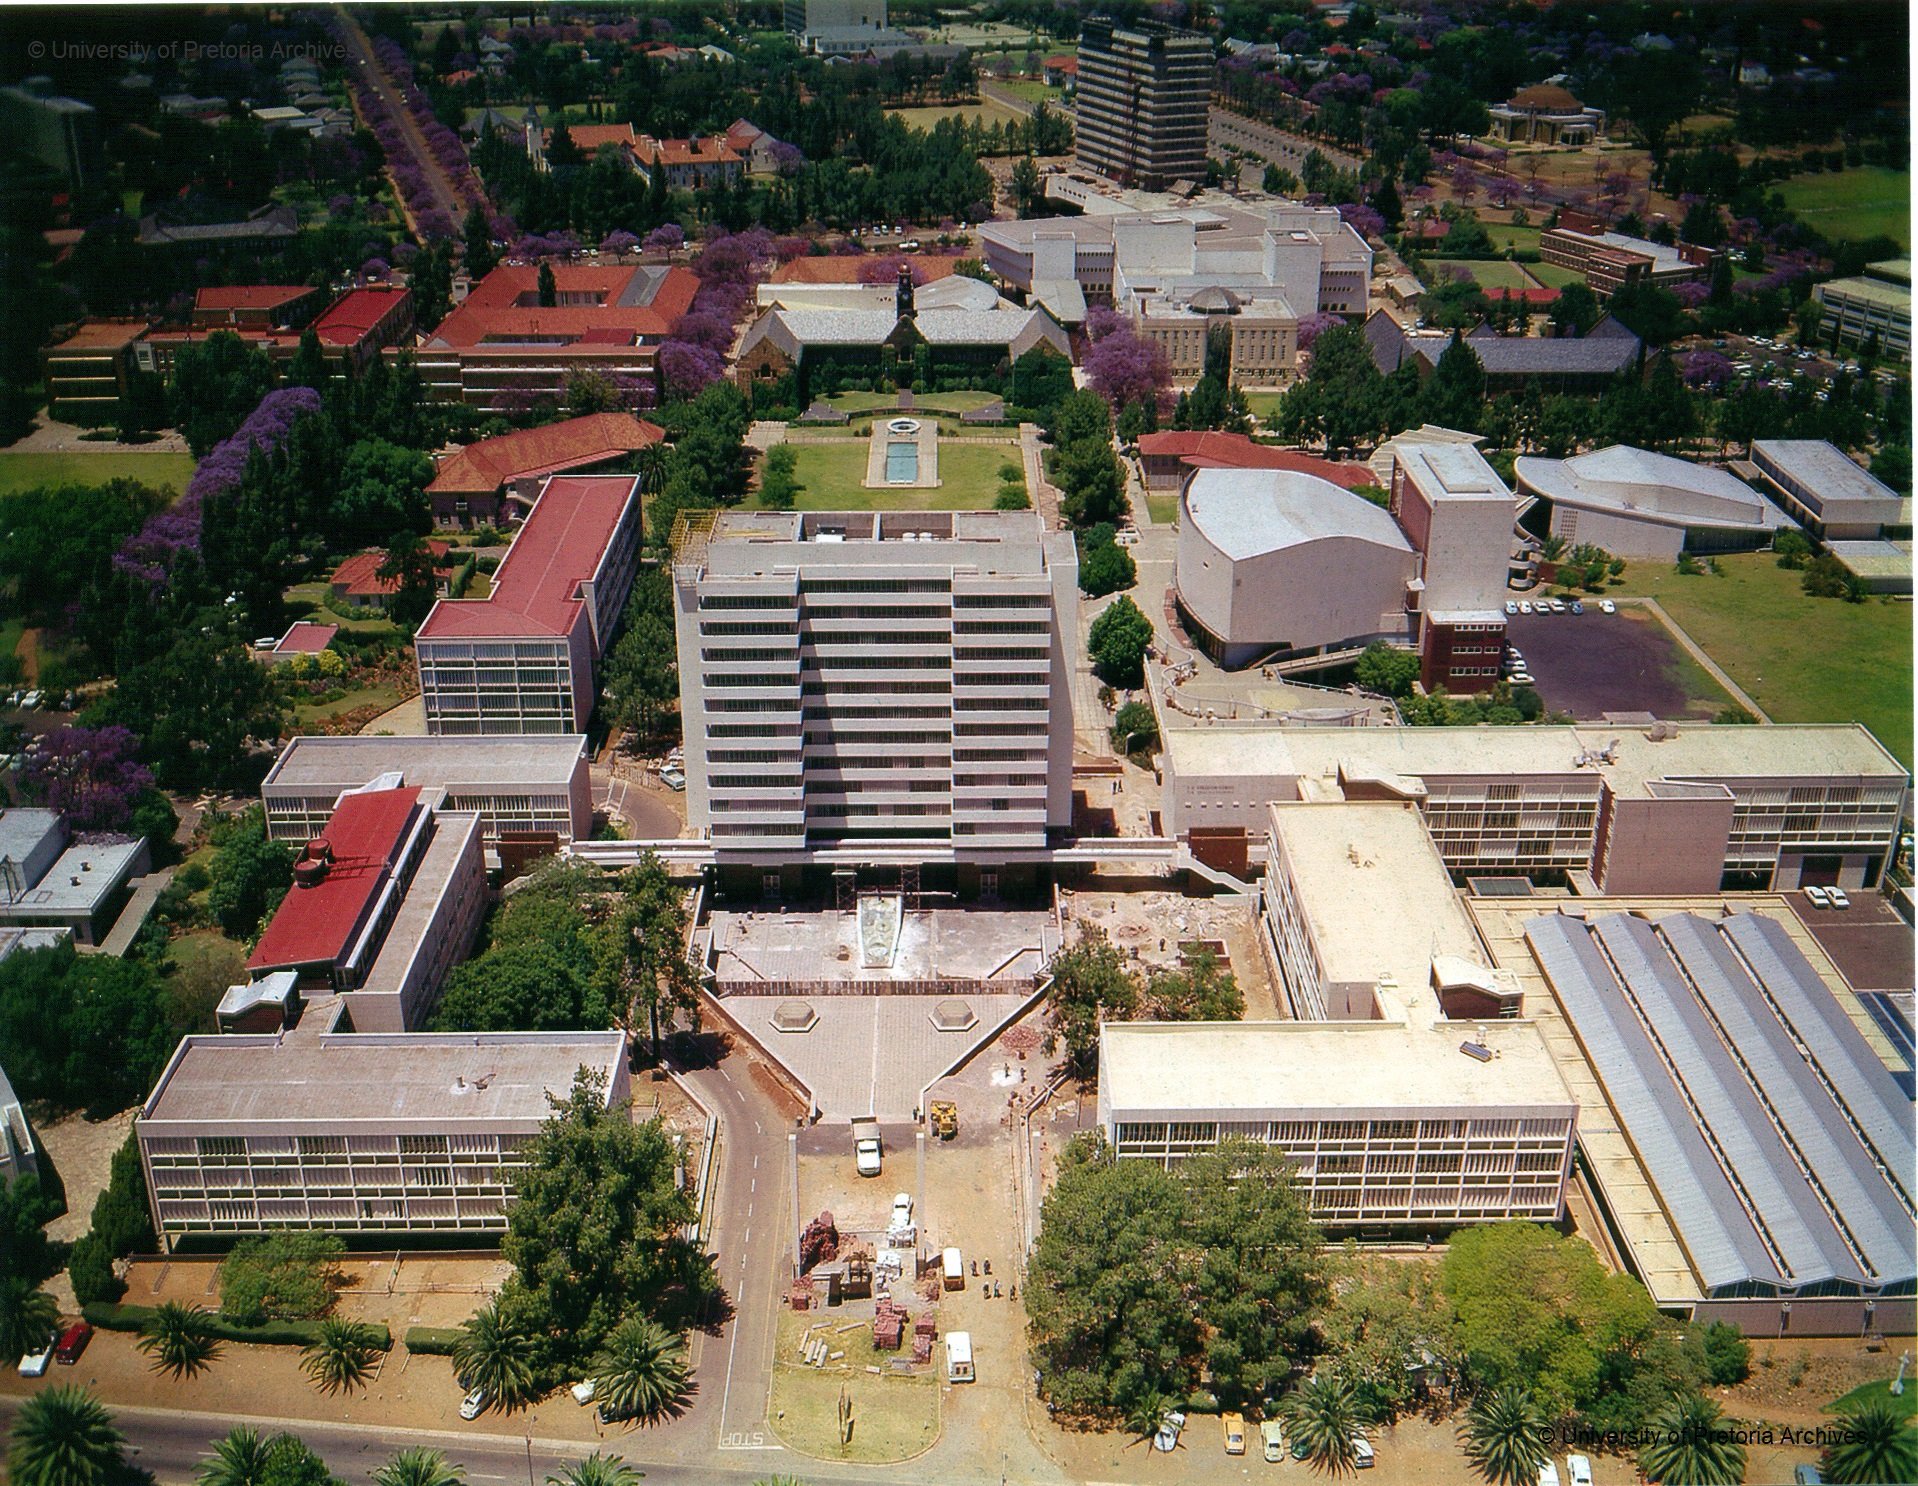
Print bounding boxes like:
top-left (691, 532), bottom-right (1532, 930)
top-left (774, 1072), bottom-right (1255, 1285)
top-left (88, 869), bottom-right (174, 958)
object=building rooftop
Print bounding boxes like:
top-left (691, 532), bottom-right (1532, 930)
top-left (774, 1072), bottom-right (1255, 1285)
top-left (1184, 467), bottom-right (1414, 562)
top-left (274, 621), bottom-right (338, 655)
top-left (46, 320), bottom-right (150, 352)
top-left (329, 543), bottom-right (454, 598)
top-left (311, 284), bottom-right (409, 346)
top-left (247, 788), bottom-right (423, 974)
top-left (193, 285), bottom-right (315, 314)
top-left (697, 509), bottom-right (1053, 578)
top-left (0, 839), bottom-right (145, 915)
top-left (0, 809), bottom-right (63, 872)
top-left (769, 254), bottom-right (963, 285)
top-left (0, 927), bottom-right (71, 961)
top-left (1828, 540), bottom-right (1912, 582)
top-left (638, 133), bottom-right (742, 168)
top-left (1514, 446), bottom-right (1791, 534)
top-left (416, 475), bottom-right (640, 640)
top-left (1268, 800), bottom-right (1486, 1017)
top-left (1817, 273), bottom-right (1911, 309)
top-left (1751, 440), bottom-right (1902, 504)
top-left (426, 262), bottom-right (697, 350)
top-left (1163, 722), bottom-right (1908, 797)
top-left (1139, 432), bottom-right (1378, 490)
top-left (358, 811), bottom-right (482, 1002)
top-left (264, 734), bottom-right (589, 792)
top-left (141, 1030), bottom-right (628, 1127)
top-left (426, 412), bottom-right (664, 496)
top-left (1392, 440), bottom-right (1512, 502)
top-left (1098, 1018), bottom-right (1575, 1114)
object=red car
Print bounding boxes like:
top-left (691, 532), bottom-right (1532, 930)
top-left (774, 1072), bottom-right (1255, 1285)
top-left (53, 1321), bottom-right (92, 1365)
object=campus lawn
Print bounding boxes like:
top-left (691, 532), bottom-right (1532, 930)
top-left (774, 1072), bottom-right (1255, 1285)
top-left (282, 581), bottom-right (407, 637)
top-left (286, 675), bottom-right (412, 730)
top-left (1145, 492), bottom-right (1180, 525)
top-left (1774, 166), bottom-right (1911, 250)
top-left (996, 79), bottom-right (1067, 106)
top-left (1636, 553), bottom-right (1913, 769)
top-left (1526, 261), bottom-right (1589, 290)
top-left (884, 99), bottom-right (1027, 132)
top-left (755, 439), bottom-right (1017, 511)
top-left (0, 450), bottom-right (196, 495)
top-left (1427, 258), bottom-right (1532, 291)
top-left (1824, 1376), bottom-right (1918, 1421)
top-left (1484, 223), bottom-right (1543, 253)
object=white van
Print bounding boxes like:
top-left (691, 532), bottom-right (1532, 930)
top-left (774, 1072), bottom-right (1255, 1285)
top-left (942, 1246), bottom-right (965, 1291)
top-left (945, 1330), bottom-right (974, 1383)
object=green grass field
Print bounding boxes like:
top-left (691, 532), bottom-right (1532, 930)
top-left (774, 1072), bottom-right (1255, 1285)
top-left (1484, 223), bottom-right (1543, 253)
top-left (1145, 492), bottom-right (1179, 525)
top-left (1526, 261), bottom-right (1588, 290)
top-left (0, 450), bottom-right (196, 495)
top-left (282, 581), bottom-right (407, 636)
top-left (1428, 258), bottom-right (1532, 291)
top-left (1244, 391), bottom-right (1288, 422)
top-left (1824, 1377), bottom-right (1918, 1421)
top-left (885, 99), bottom-right (1027, 132)
top-left (995, 79), bottom-right (1067, 107)
top-left (757, 439), bottom-right (1017, 511)
top-left (1637, 553), bottom-right (1913, 768)
top-left (1774, 166), bottom-right (1911, 249)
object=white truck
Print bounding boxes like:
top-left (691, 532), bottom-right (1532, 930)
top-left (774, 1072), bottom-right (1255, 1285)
top-left (945, 1330), bottom-right (974, 1383)
top-left (852, 1117), bottom-right (882, 1177)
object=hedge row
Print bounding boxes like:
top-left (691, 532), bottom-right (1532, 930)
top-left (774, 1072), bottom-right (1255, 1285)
top-left (81, 1303), bottom-right (391, 1352)
top-left (403, 1326), bottom-right (465, 1356)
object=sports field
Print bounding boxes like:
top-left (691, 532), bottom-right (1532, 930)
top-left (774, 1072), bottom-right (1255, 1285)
top-left (1774, 166), bottom-right (1910, 249)
top-left (1427, 258), bottom-right (1532, 291)
top-left (0, 450), bottom-right (196, 495)
top-left (886, 100), bottom-right (1026, 133)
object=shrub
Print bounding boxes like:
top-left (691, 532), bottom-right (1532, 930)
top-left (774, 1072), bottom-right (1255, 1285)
top-left (404, 1326), bottom-right (465, 1356)
top-left (218, 1233), bottom-right (345, 1326)
top-left (84, 1303), bottom-right (389, 1351)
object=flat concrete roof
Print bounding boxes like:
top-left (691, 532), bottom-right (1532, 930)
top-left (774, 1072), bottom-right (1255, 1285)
top-left (141, 1031), bottom-right (627, 1128)
top-left (1164, 722), bottom-right (1907, 798)
top-left (1828, 540), bottom-right (1912, 581)
top-left (1752, 440), bottom-right (1901, 505)
top-left (0, 809), bottom-right (62, 868)
top-left (359, 812), bottom-right (481, 1000)
top-left (1393, 440), bottom-right (1510, 501)
top-left (709, 905), bottom-right (1057, 987)
top-left (1268, 801), bottom-right (1485, 1010)
top-left (264, 734), bottom-right (587, 792)
top-left (0, 840), bottom-right (145, 914)
top-left (1817, 274), bottom-right (1911, 310)
top-left (1098, 1019), bottom-right (1575, 1115)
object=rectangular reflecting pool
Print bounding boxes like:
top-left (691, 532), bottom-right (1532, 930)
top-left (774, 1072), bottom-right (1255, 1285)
top-left (885, 441), bottom-right (918, 482)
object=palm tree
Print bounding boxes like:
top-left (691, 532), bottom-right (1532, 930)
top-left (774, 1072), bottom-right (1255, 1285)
top-left (1121, 1387), bottom-right (1178, 1447)
top-left (1459, 1387), bottom-right (1552, 1486)
top-left (1822, 1398), bottom-right (1918, 1485)
top-left (137, 1300), bottom-right (223, 1380)
top-left (1282, 1374), bottom-right (1371, 1477)
top-left (0, 1277), bottom-right (59, 1364)
top-left (590, 1315), bottom-right (691, 1426)
top-left (452, 1299), bottom-right (538, 1411)
top-left (1637, 1393), bottom-right (1746, 1486)
top-left (374, 1448), bottom-right (467, 1486)
top-left (301, 1318), bottom-right (381, 1395)
top-left (196, 1425), bottom-right (273, 1486)
top-left (7, 1385), bottom-right (126, 1486)
top-left (546, 1452), bottom-right (641, 1486)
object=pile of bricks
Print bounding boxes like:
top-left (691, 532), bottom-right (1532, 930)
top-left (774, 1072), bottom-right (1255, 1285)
top-left (911, 1313), bottom-right (936, 1364)
top-left (872, 1296), bottom-right (908, 1350)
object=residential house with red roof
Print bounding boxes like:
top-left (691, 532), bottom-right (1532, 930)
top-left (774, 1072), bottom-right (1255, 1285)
top-left (425, 411), bottom-right (665, 528)
top-left (635, 133), bottom-right (743, 191)
top-left (239, 785), bottom-right (484, 1032)
top-left (329, 542), bottom-right (458, 612)
top-left (411, 261), bottom-right (697, 412)
top-left (414, 474), bottom-right (644, 734)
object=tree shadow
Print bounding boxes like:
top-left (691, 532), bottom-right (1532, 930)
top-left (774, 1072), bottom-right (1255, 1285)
top-left (665, 1027), bottom-right (732, 1072)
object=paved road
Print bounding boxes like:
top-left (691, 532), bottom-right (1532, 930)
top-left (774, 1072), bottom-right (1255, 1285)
top-left (335, 9), bottom-right (471, 232)
top-left (0, 1397), bottom-right (923, 1486)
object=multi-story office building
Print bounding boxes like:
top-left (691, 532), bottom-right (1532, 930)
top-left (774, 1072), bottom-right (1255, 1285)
top-left (1074, 18), bottom-right (1213, 191)
top-left (1161, 723), bottom-right (1908, 893)
top-left (135, 1031), bottom-right (629, 1243)
top-left (1812, 259), bottom-right (1909, 363)
top-left (1388, 441), bottom-right (1517, 691)
top-left (673, 510), bottom-right (1077, 877)
top-left (39, 322), bottom-right (150, 424)
top-left (416, 475), bottom-right (643, 734)
top-left (1539, 210), bottom-right (1718, 299)
top-left (262, 735), bottom-right (593, 852)
top-left (1098, 801), bottom-right (1575, 1226)
top-left (1747, 439), bottom-right (1906, 542)
top-left (0, 80), bottom-right (101, 190)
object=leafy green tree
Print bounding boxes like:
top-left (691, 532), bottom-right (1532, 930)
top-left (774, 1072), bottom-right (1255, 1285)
top-left (452, 1298), bottom-right (539, 1411)
top-left (0, 1278), bottom-right (58, 1365)
top-left (1822, 1398), bottom-right (1918, 1485)
top-left (603, 569), bottom-right (679, 747)
top-left (591, 1315), bottom-right (691, 1424)
top-left (1025, 1135), bottom-right (1198, 1419)
top-left (66, 1237), bottom-right (121, 1308)
top-left (1869, 444), bottom-right (1911, 495)
top-left (0, 479), bottom-right (165, 627)
top-left (205, 808), bottom-right (294, 939)
top-left (1421, 334), bottom-right (1485, 431)
top-left (1077, 525), bottom-right (1136, 597)
top-left (1281, 1374), bottom-right (1372, 1476)
top-left (104, 633), bottom-right (286, 793)
top-left (302, 1319), bottom-right (380, 1395)
top-left (286, 330), bottom-right (330, 395)
top-left (1802, 553), bottom-right (1864, 600)
top-left (1277, 324), bottom-right (1395, 455)
top-left (1088, 596), bottom-right (1153, 687)
top-left (196, 1425), bottom-right (274, 1486)
top-left (0, 947), bottom-right (182, 1116)
top-left (498, 1068), bottom-right (713, 1373)
top-left (1548, 283), bottom-right (1601, 339)
top-left (1355, 643), bottom-right (1420, 698)
top-left (1143, 950), bottom-right (1242, 1022)
top-left (1460, 1387), bottom-right (1552, 1486)
top-left (170, 333), bottom-right (275, 457)
top-left (1110, 700), bottom-right (1157, 755)
top-left (138, 1300), bottom-right (223, 1380)
top-left (1055, 439), bottom-right (1126, 527)
top-left (546, 1455), bottom-right (641, 1486)
top-left (377, 534), bottom-right (443, 631)
top-left (373, 1450), bottom-right (464, 1486)
top-left (1697, 1322), bottom-right (1749, 1385)
top-left (757, 444), bottom-right (801, 510)
top-left (1637, 1393), bottom-right (1745, 1486)
top-left (333, 439), bottom-right (433, 549)
top-left (7, 1386), bottom-right (126, 1486)
top-left (218, 1233), bottom-right (344, 1326)
top-left (464, 206), bottom-right (498, 278)
top-left (1318, 1257), bottom-right (1457, 1422)
top-left (537, 261), bottom-right (558, 307)
top-left (1042, 929), bottom-right (1140, 1078)
top-left (610, 854), bottom-right (700, 1058)
top-left (252, 1434), bottom-right (339, 1486)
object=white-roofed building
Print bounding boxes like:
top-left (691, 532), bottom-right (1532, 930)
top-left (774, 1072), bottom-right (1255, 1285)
top-left (1387, 439), bottom-right (1518, 692)
top-left (1175, 467), bottom-right (1416, 667)
top-left (0, 807), bottom-right (151, 946)
top-left (0, 1061), bottom-right (35, 1189)
top-left (1514, 445), bottom-right (1796, 560)
top-left (1746, 439), bottom-right (1905, 542)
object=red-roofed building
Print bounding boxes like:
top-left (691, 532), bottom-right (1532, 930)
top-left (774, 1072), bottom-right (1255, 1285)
top-left (636, 132), bottom-right (743, 191)
top-left (242, 786), bottom-right (485, 1029)
top-left (191, 284), bottom-right (325, 330)
top-left (413, 261), bottom-right (698, 412)
top-left (310, 284), bottom-right (415, 369)
top-left (415, 475), bottom-right (643, 734)
top-left (721, 118), bottom-right (791, 174)
top-left (426, 411), bottom-right (666, 528)
top-left (330, 541), bottom-right (457, 610)
top-left (268, 622), bottom-right (340, 661)
top-left (535, 121), bottom-right (639, 171)
top-left (1137, 431), bottom-right (1378, 493)
top-left (1043, 55), bottom-right (1077, 88)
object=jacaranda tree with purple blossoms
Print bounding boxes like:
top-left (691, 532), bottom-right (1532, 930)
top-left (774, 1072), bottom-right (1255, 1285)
top-left (19, 726), bottom-right (153, 833)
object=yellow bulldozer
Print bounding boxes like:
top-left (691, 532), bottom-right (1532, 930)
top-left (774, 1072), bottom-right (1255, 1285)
top-left (928, 1100), bottom-right (958, 1140)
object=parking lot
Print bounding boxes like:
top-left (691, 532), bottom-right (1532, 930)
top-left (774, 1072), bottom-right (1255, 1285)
top-left (1789, 889), bottom-right (1917, 995)
top-left (1503, 605), bottom-right (1732, 721)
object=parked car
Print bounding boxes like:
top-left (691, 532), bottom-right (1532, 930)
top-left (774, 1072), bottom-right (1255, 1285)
top-left (1504, 600), bottom-right (1518, 616)
top-left (1352, 1434), bottom-right (1375, 1469)
top-left (1223, 1412), bottom-right (1246, 1455)
top-left (1153, 1411), bottom-right (1186, 1452)
top-left (1261, 1419), bottom-right (1285, 1463)
top-left (891, 1191), bottom-right (914, 1229)
top-left (1510, 672), bottom-right (1534, 686)
top-left (659, 766), bottom-right (687, 791)
top-left (1549, 598), bottom-right (1567, 613)
top-left (1568, 1454), bottom-right (1594, 1486)
top-left (855, 1135), bottom-right (882, 1177)
top-left (571, 1379), bottom-right (597, 1405)
top-left (1570, 601), bottom-right (1584, 615)
top-left (18, 1337), bottom-right (54, 1377)
top-left (460, 1385), bottom-right (491, 1420)
top-left (1599, 599), bottom-right (1616, 614)
top-left (1803, 885), bottom-right (1832, 908)
top-left (1519, 601), bottom-right (1534, 614)
top-left (1827, 887), bottom-right (1851, 910)
top-left (53, 1322), bottom-right (92, 1365)
top-left (18, 691), bottom-right (40, 710)
top-left (1538, 1463), bottom-right (1562, 1486)
top-left (1794, 1464), bottom-right (1826, 1484)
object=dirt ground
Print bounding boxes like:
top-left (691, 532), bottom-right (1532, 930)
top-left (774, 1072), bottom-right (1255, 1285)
top-left (119, 1253), bottom-right (514, 1333)
top-left (35, 1108), bottom-right (137, 1248)
top-left (769, 1304), bottom-right (941, 1462)
top-left (1507, 607), bottom-right (1728, 720)
top-left (1058, 886), bottom-right (1281, 1019)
